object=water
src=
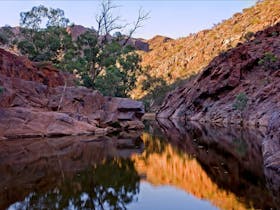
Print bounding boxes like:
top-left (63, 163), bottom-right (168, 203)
top-left (0, 119), bottom-right (279, 210)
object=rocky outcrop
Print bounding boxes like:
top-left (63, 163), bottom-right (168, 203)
top-left (157, 22), bottom-right (280, 127)
top-left (0, 49), bottom-right (144, 139)
top-left (132, 0), bottom-right (280, 99)
top-left (0, 48), bottom-right (73, 87)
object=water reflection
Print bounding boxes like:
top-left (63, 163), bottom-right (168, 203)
top-left (0, 132), bottom-right (143, 210)
top-left (134, 119), bottom-right (278, 209)
top-left (1, 120), bottom-right (279, 209)
top-left (9, 159), bottom-right (140, 210)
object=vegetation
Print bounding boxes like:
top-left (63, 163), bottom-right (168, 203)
top-left (258, 52), bottom-right (279, 70)
top-left (140, 74), bottom-right (192, 111)
top-left (13, 1), bottom-right (149, 97)
top-left (244, 31), bottom-right (254, 41)
top-left (0, 32), bottom-right (8, 44)
top-left (133, 0), bottom-right (280, 104)
top-left (233, 92), bottom-right (248, 124)
top-left (233, 92), bottom-right (248, 112)
top-left (0, 86), bottom-right (3, 94)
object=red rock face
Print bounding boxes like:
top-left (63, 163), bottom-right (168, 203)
top-left (0, 48), bottom-right (70, 87)
top-left (157, 22), bottom-right (280, 127)
top-left (0, 49), bottom-right (144, 139)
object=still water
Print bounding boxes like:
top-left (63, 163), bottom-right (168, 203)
top-left (0, 119), bottom-right (279, 210)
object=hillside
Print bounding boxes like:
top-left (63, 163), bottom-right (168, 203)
top-left (157, 22), bottom-right (280, 125)
top-left (132, 0), bottom-right (280, 101)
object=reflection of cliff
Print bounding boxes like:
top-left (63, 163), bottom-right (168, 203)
top-left (0, 132), bottom-right (143, 210)
top-left (132, 120), bottom-right (277, 210)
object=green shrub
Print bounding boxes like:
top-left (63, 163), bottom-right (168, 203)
top-left (270, 31), bottom-right (278, 37)
top-left (233, 92), bottom-right (248, 112)
top-left (258, 52), bottom-right (279, 70)
top-left (0, 32), bottom-right (8, 44)
top-left (244, 31), bottom-right (254, 41)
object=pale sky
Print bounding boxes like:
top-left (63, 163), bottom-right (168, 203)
top-left (0, 0), bottom-right (257, 39)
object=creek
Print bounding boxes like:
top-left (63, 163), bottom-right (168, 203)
top-left (1, 119), bottom-right (279, 210)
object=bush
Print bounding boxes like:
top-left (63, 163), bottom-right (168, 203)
top-left (0, 32), bottom-right (9, 44)
top-left (233, 92), bottom-right (248, 112)
top-left (258, 52), bottom-right (279, 70)
top-left (244, 31), bottom-right (254, 41)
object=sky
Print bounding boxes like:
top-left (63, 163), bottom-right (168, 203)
top-left (0, 0), bottom-right (257, 39)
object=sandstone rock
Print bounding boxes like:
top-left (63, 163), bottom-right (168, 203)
top-left (0, 48), bottom-right (73, 87)
top-left (157, 23), bottom-right (280, 127)
top-left (262, 111), bottom-right (280, 205)
top-left (0, 49), bottom-right (144, 139)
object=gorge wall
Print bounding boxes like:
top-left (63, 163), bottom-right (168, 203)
top-left (157, 22), bottom-right (280, 127)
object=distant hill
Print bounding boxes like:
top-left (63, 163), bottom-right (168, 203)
top-left (132, 0), bottom-right (280, 102)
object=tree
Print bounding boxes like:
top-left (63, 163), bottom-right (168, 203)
top-left (74, 0), bottom-right (149, 97)
top-left (20, 5), bottom-right (69, 30)
top-left (17, 2), bottom-right (149, 98)
top-left (18, 6), bottom-right (73, 63)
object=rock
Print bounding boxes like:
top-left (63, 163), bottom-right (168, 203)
top-left (0, 48), bottom-right (73, 87)
top-left (263, 111), bottom-right (280, 206)
top-left (0, 49), bottom-right (144, 139)
top-left (0, 107), bottom-right (98, 138)
top-left (157, 22), bottom-right (280, 127)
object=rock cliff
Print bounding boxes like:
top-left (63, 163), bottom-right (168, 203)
top-left (157, 22), bottom-right (280, 127)
top-left (0, 49), bottom-right (144, 139)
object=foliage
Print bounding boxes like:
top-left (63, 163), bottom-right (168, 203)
top-left (244, 31), bottom-right (254, 41)
top-left (17, 5), bottom-right (74, 63)
top-left (141, 73), bottom-right (196, 111)
top-left (258, 52), bottom-right (279, 70)
top-left (233, 137), bottom-right (248, 158)
top-left (0, 86), bottom-right (3, 94)
top-left (0, 32), bottom-right (8, 44)
top-left (16, 3), bottom-right (146, 98)
top-left (0, 25), bottom-right (13, 45)
top-left (233, 92), bottom-right (248, 112)
top-left (18, 27), bottom-right (74, 63)
top-left (74, 31), bottom-right (142, 97)
top-left (20, 5), bottom-right (69, 30)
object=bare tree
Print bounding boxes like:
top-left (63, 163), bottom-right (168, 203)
top-left (95, 0), bottom-right (123, 43)
top-left (95, 0), bottom-right (149, 44)
top-left (123, 7), bottom-right (150, 46)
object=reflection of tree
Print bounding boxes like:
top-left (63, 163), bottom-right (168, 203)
top-left (232, 137), bottom-right (248, 158)
top-left (10, 158), bottom-right (140, 210)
